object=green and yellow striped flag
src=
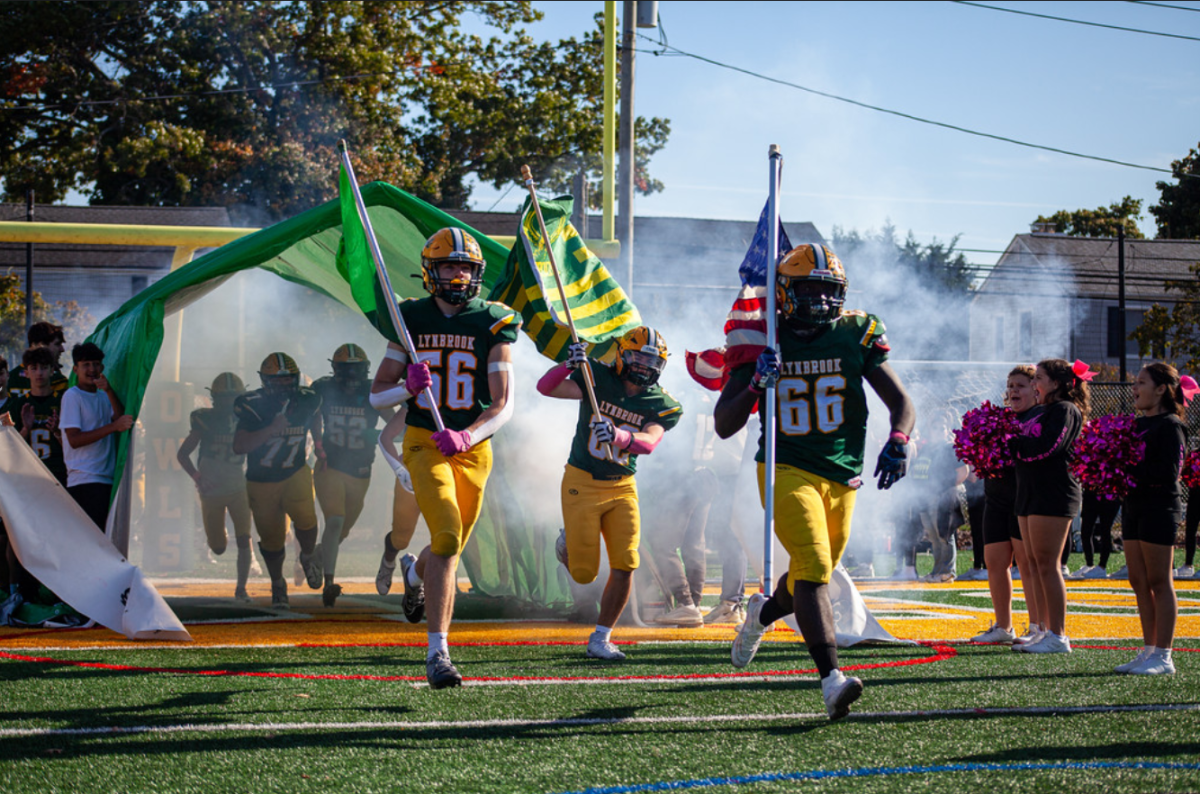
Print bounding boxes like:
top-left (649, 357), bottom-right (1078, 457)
top-left (488, 195), bottom-right (641, 362)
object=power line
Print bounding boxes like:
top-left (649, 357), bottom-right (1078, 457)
top-left (634, 34), bottom-right (1180, 178)
top-left (951, 1), bottom-right (1200, 42)
top-left (1127, 0), bottom-right (1200, 12)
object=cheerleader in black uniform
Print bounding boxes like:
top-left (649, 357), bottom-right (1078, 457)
top-left (971, 365), bottom-right (1042, 644)
top-left (1012, 358), bottom-right (1089, 654)
top-left (1117, 363), bottom-right (1189, 675)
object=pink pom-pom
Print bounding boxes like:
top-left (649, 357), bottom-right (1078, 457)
top-left (1069, 414), bottom-right (1146, 500)
top-left (953, 401), bottom-right (1021, 479)
top-left (1182, 450), bottom-right (1200, 490)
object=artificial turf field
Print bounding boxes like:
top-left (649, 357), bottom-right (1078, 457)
top-left (2, 568), bottom-right (1199, 793)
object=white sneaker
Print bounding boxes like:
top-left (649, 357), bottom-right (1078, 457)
top-left (376, 554), bottom-right (396, 596)
top-left (821, 669), bottom-right (864, 720)
top-left (1022, 632), bottom-right (1072, 654)
top-left (1061, 564), bottom-right (1071, 577)
top-left (654, 603), bottom-right (704, 627)
top-left (960, 568), bottom-right (987, 582)
top-left (1128, 651), bottom-right (1175, 675)
top-left (1175, 565), bottom-right (1195, 579)
top-left (923, 572), bottom-right (955, 583)
top-left (554, 528), bottom-right (569, 568)
top-left (1010, 566), bottom-right (1021, 581)
top-left (731, 593), bottom-right (769, 668)
top-left (1112, 565), bottom-right (1129, 580)
top-left (1011, 626), bottom-right (1044, 652)
top-left (586, 631), bottom-right (627, 661)
top-left (1115, 647), bottom-right (1152, 674)
top-left (703, 600), bottom-right (745, 625)
top-left (1083, 566), bottom-right (1109, 579)
top-left (971, 623), bottom-right (1017, 644)
top-left (1067, 566), bottom-right (1091, 580)
top-left (896, 565), bottom-right (918, 581)
top-left (847, 563), bottom-right (875, 579)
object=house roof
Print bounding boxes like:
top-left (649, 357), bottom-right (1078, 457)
top-left (977, 233), bottom-right (1200, 303)
top-left (0, 204), bottom-right (232, 271)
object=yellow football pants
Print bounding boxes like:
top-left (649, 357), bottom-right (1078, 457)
top-left (314, 468), bottom-right (371, 538)
top-left (200, 489), bottom-right (252, 553)
top-left (561, 464), bottom-right (640, 584)
top-left (402, 425), bottom-right (492, 558)
top-left (389, 480), bottom-right (422, 551)
top-left (757, 463), bottom-right (856, 588)
top-left (247, 467), bottom-right (317, 552)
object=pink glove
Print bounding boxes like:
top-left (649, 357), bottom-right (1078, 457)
top-left (405, 361), bottom-right (432, 394)
top-left (432, 428), bottom-right (472, 456)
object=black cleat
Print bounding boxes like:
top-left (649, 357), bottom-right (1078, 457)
top-left (425, 651), bottom-right (463, 689)
top-left (322, 583), bottom-right (343, 607)
top-left (399, 553), bottom-right (425, 623)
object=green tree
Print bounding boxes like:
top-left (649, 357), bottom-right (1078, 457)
top-left (1130, 264), bottom-right (1200, 372)
top-left (0, 273), bottom-right (95, 364)
top-left (0, 2), bottom-right (669, 219)
top-left (1033, 196), bottom-right (1145, 239)
top-left (1149, 142), bottom-right (1200, 239)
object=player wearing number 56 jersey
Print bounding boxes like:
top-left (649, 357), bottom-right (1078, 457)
top-left (715, 243), bottom-right (915, 721)
top-left (9, 347), bottom-right (67, 485)
top-left (234, 353), bottom-right (324, 610)
top-left (538, 326), bottom-right (683, 661)
top-left (311, 343), bottom-right (390, 607)
top-left (370, 227), bottom-right (519, 689)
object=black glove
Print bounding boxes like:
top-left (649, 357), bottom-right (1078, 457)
top-left (874, 437), bottom-right (908, 490)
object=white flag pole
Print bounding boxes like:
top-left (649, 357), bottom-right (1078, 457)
top-left (337, 140), bottom-right (445, 433)
top-left (763, 144), bottom-right (782, 592)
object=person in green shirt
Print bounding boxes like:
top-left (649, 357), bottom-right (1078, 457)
top-left (537, 326), bottom-right (683, 661)
top-left (715, 243), bottom-right (914, 721)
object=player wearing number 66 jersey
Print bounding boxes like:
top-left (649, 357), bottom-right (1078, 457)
top-left (715, 243), bottom-right (914, 721)
top-left (234, 352), bottom-right (324, 610)
top-left (370, 227), bottom-right (519, 689)
top-left (537, 326), bottom-right (683, 661)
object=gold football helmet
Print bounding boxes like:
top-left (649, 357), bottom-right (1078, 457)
top-left (421, 227), bottom-right (485, 305)
top-left (208, 372), bottom-right (245, 408)
top-left (330, 343), bottom-right (370, 383)
top-left (614, 326), bottom-right (668, 387)
top-left (775, 244), bottom-right (848, 332)
top-left (259, 352), bottom-right (300, 398)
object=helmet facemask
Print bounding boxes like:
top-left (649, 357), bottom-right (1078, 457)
top-left (262, 373), bottom-right (299, 400)
top-left (426, 260), bottom-right (484, 306)
top-left (619, 349), bottom-right (666, 387)
top-left (777, 278), bottom-right (846, 336)
top-left (333, 361), bottom-right (369, 386)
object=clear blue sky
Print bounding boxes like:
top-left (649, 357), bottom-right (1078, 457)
top-left (466, 0), bottom-right (1200, 262)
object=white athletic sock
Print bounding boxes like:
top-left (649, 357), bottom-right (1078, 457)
top-left (593, 624), bottom-right (613, 641)
top-left (407, 563), bottom-right (423, 588)
top-left (427, 632), bottom-right (449, 660)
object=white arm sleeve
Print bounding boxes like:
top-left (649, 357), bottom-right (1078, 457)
top-left (470, 362), bottom-right (515, 443)
top-left (370, 384), bottom-right (411, 409)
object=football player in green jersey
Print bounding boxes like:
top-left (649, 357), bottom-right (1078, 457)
top-left (715, 243), bottom-right (915, 721)
top-left (178, 373), bottom-right (253, 602)
top-left (370, 227), bottom-right (519, 688)
top-left (311, 343), bottom-right (390, 607)
top-left (7, 322), bottom-right (68, 400)
top-left (233, 353), bottom-right (325, 610)
top-left (537, 326), bottom-right (684, 660)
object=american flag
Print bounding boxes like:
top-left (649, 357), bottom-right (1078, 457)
top-left (685, 201), bottom-right (791, 391)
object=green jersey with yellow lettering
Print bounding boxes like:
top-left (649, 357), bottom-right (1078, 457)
top-left (233, 387), bottom-right (322, 483)
top-left (400, 296), bottom-right (521, 434)
top-left (189, 407), bottom-right (245, 496)
top-left (730, 311), bottom-right (890, 487)
top-left (312, 376), bottom-right (384, 478)
top-left (566, 363), bottom-right (684, 479)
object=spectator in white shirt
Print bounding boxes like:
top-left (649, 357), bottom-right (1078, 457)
top-left (59, 343), bottom-right (133, 532)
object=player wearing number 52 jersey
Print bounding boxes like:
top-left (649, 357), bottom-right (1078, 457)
top-left (311, 343), bottom-right (390, 607)
top-left (234, 353), bottom-right (324, 610)
top-left (371, 227), bottom-right (518, 689)
top-left (178, 373), bottom-right (253, 602)
top-left (716, 243), bottom-right (914, 721)
top-left (538, 326), bottom-right (683, 661)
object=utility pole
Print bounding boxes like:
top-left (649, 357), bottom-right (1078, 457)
top-left (25, 190), bottom-right (33, 331)
top-left (1118, 225), bottom-right (1127, 389)
top-left (618, 0), bottom-right (636, 298)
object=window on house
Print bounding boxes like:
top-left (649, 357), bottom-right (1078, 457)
top-left (1107, 307), bottom-right (1145, 358)
top-left (131, 276), bottom-right (148, 295)
top-left (1018, 312), bottom-right (1033, 359)
top-left (993, 316), bottom-right (1005, 360)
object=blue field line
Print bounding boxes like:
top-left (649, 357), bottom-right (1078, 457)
top-left (551, 760), bottom-right (1200, 794)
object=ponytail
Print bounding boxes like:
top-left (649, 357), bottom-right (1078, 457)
top-left (1142, 362), bottom-right (1187, 419)
top-left (1037, 358), bottom-right (1091, 422)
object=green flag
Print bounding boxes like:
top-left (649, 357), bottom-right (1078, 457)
top-left (488, 195), bottom-right (641, 362)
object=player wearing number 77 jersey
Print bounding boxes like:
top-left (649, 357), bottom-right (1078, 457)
top-left (234, 352), bottom-right (325, 610)
top-left (715, 243), bottom-right (914, 721)
top-left (370, 227), bottom-right (520, 690)
top-left (537, 326), bottom-right (683, 662)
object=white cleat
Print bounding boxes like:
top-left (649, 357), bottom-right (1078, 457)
top-left (971, 623), bottom-right (1017, 644)
top-left (586, 632), bottom-right (627, 661)
top-left (821, 669), bottom-right (864, 721)
top-left (731, 593), bottom-right (769, 668)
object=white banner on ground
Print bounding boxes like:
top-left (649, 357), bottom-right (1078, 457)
top-left (0, 427), bottom-right (191, 641)
top-left (782, 563), bottom-right (915, 647)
